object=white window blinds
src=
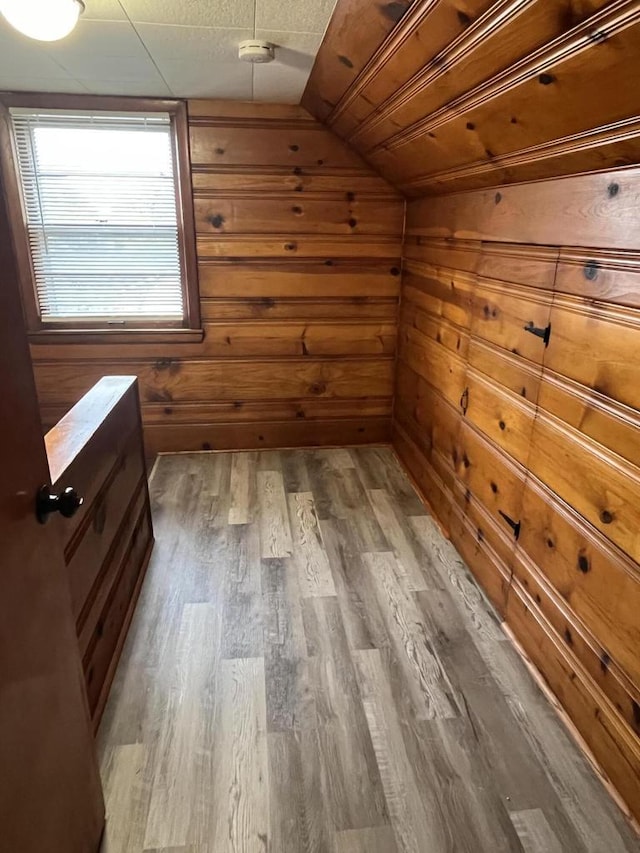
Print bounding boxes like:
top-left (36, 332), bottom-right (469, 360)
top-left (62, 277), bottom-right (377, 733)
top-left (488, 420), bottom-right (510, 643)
top-left (10, 108), bottom-right (184, 322)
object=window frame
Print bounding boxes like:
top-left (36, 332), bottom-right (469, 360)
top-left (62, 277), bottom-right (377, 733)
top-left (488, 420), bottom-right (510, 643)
top-left (0, 93), bottom-right (201, 343)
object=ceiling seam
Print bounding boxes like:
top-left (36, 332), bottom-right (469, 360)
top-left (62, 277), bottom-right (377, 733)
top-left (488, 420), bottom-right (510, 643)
top-left (115, 0), bottom-right (174, 97)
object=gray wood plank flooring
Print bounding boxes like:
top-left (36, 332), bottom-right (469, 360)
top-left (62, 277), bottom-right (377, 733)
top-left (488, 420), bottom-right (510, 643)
top-left (98, 447), bottom-right (639, 853)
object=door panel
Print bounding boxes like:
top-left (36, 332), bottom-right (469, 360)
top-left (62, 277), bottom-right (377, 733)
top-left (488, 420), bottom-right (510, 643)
top-left (0, 178), bottom-right (104, 851)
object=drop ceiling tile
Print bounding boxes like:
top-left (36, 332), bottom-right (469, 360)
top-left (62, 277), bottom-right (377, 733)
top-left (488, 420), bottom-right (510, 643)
top-left (44, 19), bottom-right (147, 59)
top-left (255, 0), bottom-right (337, 34)
top-left (0, 74), bottom-right (88, 93)
top-left (256, 29), bottom-right (321, 72)
top-left (54, 54), bottom-right (161, 81)
top-left (136, 24), bottom-right (252, 62)
top-left (0, 25), bottom-right (72, 78)
top-left (252, 63), bottom-right (309, 103)
top-left (82, 0), bottom-right (128, 20)
top-left (156, 58), bottom-right (253, 99)
top-left (120, 0), bottom-right (255, 28)
top-left (77, 77), bottom-right (172, 96)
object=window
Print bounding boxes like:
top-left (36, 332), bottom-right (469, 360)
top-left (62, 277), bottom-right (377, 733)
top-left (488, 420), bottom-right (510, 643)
top-left (1, 96), bottom-right (200, 339)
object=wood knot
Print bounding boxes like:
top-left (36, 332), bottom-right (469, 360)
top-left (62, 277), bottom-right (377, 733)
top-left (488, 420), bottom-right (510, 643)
top-left (284, 242), bottom-right (297, 251)
top-left (457, 10), bottom-right (471, 25)
top-left (208, 213), bottom-right (225, 229)
top-left (583, 260), bottom-right (599, 280)
top-left (607, 182), bottom-right (620, 198)
top-left (466, 122), bottom-right (475, 130)
top-left (346, 191), bottom-right (356, 201)
top-left (490, 482), bottom-right (498, 494)
top-left (494, 191), bottom-right (502, 204)
top-left (338, 55), bottom-right (354, 68)
top-left (498, 420), bottom-right (506, 431)
top-left (292, 205), bottom-right (303, 215)
top-left (382, 1), bottom-right (409, 23)
top-left (538, 73), bottom-right (555, 85)
top-left (289, 144), bottom-right (299, 152)
top-left (390, 266), bottom-right (400, 276)
top-left (600, 509), bottom-right (614, 524)
top-left (214, 147), bottom-right (225, 155)
top-left (309, 382), bottom-right (327, 395)
top-left (292, 166), bottom-right (302, 175)
top-left (348, 217), bottom-right (357, 228)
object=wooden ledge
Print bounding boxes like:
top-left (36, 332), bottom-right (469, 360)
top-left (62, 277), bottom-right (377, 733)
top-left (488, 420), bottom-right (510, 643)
top-left (44, 376), bottom-right (138, 484)
top-left (30, 328), bottom-right (205, 346)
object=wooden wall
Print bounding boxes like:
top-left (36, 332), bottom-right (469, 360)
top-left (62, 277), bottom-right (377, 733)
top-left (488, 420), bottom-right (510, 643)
top-left (31, 100), bottom-right (404, 456)
top-left (304, 0), bottom-right (640, 825)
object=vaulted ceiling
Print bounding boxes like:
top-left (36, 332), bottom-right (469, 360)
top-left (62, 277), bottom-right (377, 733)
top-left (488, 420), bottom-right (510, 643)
top-left (302, 0), bottom-right (640, 197)
top-left (0, 0), bottom-right (338, 100)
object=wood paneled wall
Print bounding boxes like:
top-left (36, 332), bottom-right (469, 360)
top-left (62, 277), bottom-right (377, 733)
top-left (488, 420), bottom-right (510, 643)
top-left (31, 100), bottom-right (404, 456)
top-left (303, 0), bottom-right (640, 197)
top-left (396, 175), bottom-right (640, 819)
top-left (304, 0), bottom-right (640, 825)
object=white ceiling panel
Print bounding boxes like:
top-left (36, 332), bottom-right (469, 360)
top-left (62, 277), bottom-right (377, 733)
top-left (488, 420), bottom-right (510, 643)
top-left (253, 64), bottom-right (310, 104)
top-left (0, 0), bottom-right (339, 101)
top-left (119, 0), bottom-right (255, 28)
top-left (82, 0), bottom-right (128, 21)
top-left (55, 54), bottom-right (160, 81)
top-left (136, 24), bottom-right (252, 62)
top-left (256, 0), bottom-right (337, 34)
top-left (0, 74), bottom-right (88, 93)
top-left (44, 19), bottom-right (148, 58)
top-left (76, 77), bottom-right (172, 96)
top-left (157, 59), bottom-right (253, 99)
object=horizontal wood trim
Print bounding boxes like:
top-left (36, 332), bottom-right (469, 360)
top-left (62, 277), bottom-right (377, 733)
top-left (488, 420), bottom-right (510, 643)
top-left (35, 359), bottom-right (395, 408)
top-left (301, 0), bottom-right (415, 123)
top-left (199, 297), bottom-right (398, 322)
top-left (189, 125), bottom-right (369, 169)
top-left (402, 119), bottom-right (640, 196)
top-left (193, 195), bottom-right (404, 237)
top-left (327, 0), bottom-right (452, 126)
top-left (30, 328), bottom-right (205, 346)
top-left (506, 577), bottom-right (640, 819)
top-left (198, 264), bottom-right (401, 299)
top-left (191, 170), bottom-right (399, 196)
top-left (516, 473), bottom-right (640, 702)
top-left (368, 2), bottom-right (640, 153)
top-left (405, 168), bottom-right (640, 250)
top-left (31, 321), bottom-right (397, 361)
top-left (187, 100), bottom-right (316, 123)
top-left (143, 417), bottom-right (392, 455)
top-left (196, 234), bottom-right (402, 260)
top-left (346, 0), bottom-right (555, 145)
top-left (42, 397), bottom-right (393, 430)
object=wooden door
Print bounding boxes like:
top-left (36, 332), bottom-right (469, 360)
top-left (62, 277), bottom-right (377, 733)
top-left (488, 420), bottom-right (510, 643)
top-left (0, 179), bottom-right (105, 850)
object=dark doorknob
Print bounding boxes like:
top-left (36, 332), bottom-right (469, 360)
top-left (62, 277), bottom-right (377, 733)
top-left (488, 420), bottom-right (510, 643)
top-left (36, 485), bottom-right (84, 524)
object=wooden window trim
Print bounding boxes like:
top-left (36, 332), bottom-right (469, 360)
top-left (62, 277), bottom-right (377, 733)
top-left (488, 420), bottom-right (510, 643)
top-left (0, 92), bottom-right (201, 341)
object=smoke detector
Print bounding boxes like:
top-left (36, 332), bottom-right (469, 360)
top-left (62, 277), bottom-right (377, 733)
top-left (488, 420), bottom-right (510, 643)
top-left (239, 39), bottom-right (275, 63)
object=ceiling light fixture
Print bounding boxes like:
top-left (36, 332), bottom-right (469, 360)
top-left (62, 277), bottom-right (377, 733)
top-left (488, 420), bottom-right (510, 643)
top-left (0, 0), bottom-right (84, 42)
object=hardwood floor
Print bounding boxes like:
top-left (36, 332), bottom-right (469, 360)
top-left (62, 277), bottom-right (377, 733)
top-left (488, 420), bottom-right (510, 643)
top-left (98, 447), bottom-right (638, 853)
